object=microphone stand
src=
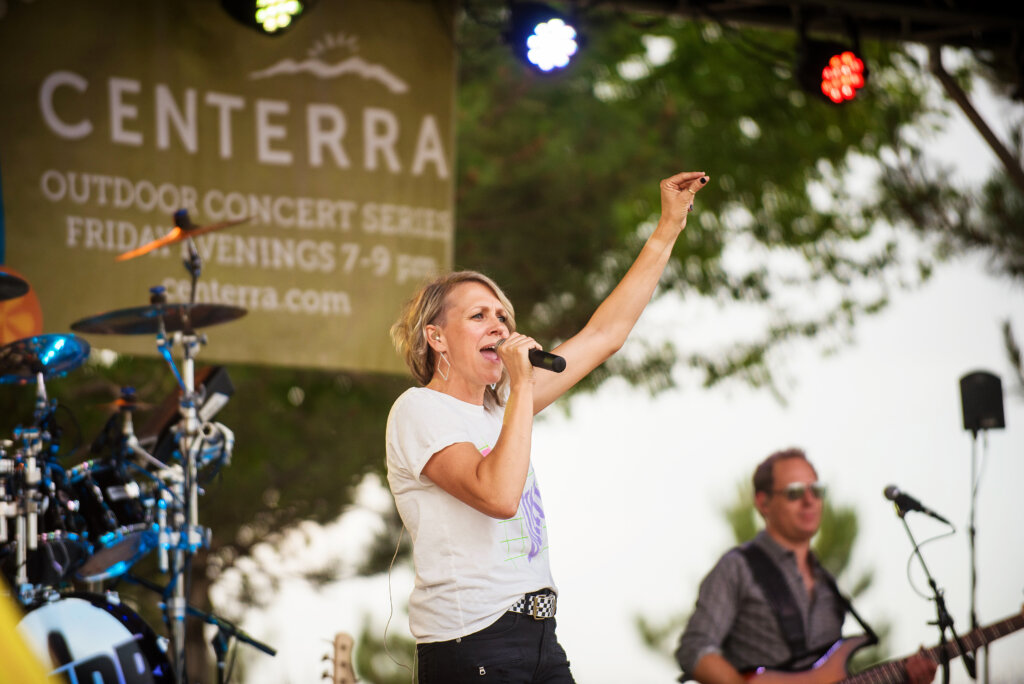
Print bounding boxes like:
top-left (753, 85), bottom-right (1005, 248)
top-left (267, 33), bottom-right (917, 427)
top-left (968, 427), bottom-right (990, 684)
top-left (124, 572), bottom-right (276, 684)
top-left (895, 504), bottom-right (976, 683)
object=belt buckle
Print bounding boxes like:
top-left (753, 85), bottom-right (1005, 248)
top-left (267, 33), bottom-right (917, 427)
top-left (529, 593), bottom-right (555, 620)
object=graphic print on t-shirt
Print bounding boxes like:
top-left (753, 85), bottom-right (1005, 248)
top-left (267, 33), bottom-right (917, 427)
top-left (494, 463), bottom-right (548, 566)
top-left (519, 478), bottom-right (546, 560)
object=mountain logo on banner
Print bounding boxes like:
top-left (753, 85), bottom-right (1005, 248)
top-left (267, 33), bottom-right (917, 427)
top-left (249, 31), bottom-right (408, 94)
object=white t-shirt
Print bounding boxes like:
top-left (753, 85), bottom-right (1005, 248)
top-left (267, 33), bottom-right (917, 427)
top-left (385, 387), bottom-right (556, 643)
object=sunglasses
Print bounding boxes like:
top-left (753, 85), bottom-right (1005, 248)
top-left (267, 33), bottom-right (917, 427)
top-left (772, 482), bottom-right (827, 501)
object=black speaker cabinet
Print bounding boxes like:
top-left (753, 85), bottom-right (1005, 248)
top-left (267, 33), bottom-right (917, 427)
top-left (959, 370), bottom-right (1005, 432)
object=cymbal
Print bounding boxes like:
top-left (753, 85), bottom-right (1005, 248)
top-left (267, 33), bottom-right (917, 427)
top-left (0, 333), bottom-right (91, 384)
top-left (0, 271), bottom-right (29, 301)
top-left (70, 302), bottom-right (247, 335)
top-left (95, 389), bottom-right (153, 411)
top-left (115, 213), bottom-right (250, 261)
top-left (98, 399), bottom-right (155, 412)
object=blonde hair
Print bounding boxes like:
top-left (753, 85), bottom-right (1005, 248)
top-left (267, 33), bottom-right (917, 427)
top-left (390, 271), bottom-right (516, 408)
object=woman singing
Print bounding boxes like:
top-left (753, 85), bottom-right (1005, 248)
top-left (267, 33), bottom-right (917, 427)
top-left (386, 170), bottom-right (708, 683)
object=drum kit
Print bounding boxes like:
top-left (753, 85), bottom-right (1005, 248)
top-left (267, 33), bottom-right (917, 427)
top-left (1, 211), bottom-right (273, 683)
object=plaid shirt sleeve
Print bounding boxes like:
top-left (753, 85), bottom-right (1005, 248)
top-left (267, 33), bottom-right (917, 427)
top-left (675, 550), bottom-right (746, 679)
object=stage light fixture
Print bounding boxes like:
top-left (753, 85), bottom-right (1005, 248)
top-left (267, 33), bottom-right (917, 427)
top-left (796, 38), bottom-right (868, 104)
top-left (507, 2), bottom-right (580, 73)
top-left (255, 0), bottom-right (303, 33)
top-left (221, 0), bottom-right (313, 36)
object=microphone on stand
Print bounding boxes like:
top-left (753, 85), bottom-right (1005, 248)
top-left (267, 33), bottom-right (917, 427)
top-left (495, 338), bottom-right (566, 373)
top-left (883, 485), bottom-right (953, 526)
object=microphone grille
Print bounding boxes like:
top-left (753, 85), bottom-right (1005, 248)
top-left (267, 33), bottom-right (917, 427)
top-left (883, 485), bottom-right (899, 500)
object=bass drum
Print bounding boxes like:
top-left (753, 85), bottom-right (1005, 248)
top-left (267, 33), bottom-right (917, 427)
top-left (17, 592), bottom-right (173, 684)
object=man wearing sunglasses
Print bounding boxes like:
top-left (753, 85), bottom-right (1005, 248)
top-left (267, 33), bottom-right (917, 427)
top-left (674, 448), bottom-right (936, 684)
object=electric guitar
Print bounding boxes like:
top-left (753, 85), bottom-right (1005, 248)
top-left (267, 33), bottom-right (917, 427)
top-left (745, 605), bottom-right (1024, 683)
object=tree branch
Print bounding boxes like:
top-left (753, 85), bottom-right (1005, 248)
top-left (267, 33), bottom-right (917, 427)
top-left (929, 44), bottom-right (1024, 195)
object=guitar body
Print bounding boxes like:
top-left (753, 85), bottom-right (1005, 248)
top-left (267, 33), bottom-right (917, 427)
top-left (745, 635), bottom-right (873, 684)
top-left (745, 605), bottom-right (1024, 684)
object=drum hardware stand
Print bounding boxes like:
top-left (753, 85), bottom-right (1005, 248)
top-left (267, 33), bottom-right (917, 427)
top-left (18, 371), bottom-right (76, 599)
top-left (124, 571), bottom-right (276, 683)
top-left (7, 408), bottom-right (81, 604)
top-left (0, 440), bottom-right (22, 591)
top-left (52, 212), bottom-right (246, 682)
top-left (8, 420), bottom-right (47, 603)
top-left (148, 236), bottom-right (216, 684)
top-left (893, 502), bottom-right (976, 684)
top-left (114, 386), bottom-right (173, 473)
top-left (154, 318), bottom-right (209, 682)
top-left (0, 336), bottom-right (88, 604)
top-left (0, 440), bottom-right (12, 545)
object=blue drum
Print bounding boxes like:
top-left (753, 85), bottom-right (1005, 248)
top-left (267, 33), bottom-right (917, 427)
top-left (66, 458), bottom-right (158, 582)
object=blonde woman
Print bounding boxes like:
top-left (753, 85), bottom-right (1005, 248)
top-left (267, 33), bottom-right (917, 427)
top-left (386, 170), bottom-right (708, 683)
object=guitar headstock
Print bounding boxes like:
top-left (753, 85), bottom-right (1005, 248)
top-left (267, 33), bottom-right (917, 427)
top-left (326, 632), bottom-right (357, 684)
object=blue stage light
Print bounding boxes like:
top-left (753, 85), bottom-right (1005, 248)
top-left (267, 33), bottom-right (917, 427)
top-left (508, 3), bottom-right (581, 73)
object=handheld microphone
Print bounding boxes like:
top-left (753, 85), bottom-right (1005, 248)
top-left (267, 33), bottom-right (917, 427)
top-left (528, 348), bottom-right (566, 373)
top-left (883, 485), bottom-right (952, 526)
top-left (495, 339), bottom-right (566, 373)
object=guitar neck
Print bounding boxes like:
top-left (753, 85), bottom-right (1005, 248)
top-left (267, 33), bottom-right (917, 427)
top-left (844, 612), bottom-right (1024, 684)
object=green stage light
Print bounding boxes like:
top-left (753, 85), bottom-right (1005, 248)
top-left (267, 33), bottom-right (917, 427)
top-left (255, 0), bottom-right (303, 33)
top-left (221, 0), bottom-right (314, 36)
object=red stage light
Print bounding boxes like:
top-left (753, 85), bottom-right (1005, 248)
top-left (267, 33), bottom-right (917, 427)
top-left (819, 50), bottom-right (865, 103)
top-left (796, 38), bottom-right (869, 105)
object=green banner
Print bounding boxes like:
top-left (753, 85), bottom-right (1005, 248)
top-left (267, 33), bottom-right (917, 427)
top-left (0, 0), bottom-right (454, 373)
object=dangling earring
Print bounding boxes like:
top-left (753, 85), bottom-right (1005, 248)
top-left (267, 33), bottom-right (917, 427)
top-left (437, 351), bottom-right (451, 381)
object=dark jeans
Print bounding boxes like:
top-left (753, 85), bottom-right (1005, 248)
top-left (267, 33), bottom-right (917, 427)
top-left (417, 611), bottom-right (575, 683)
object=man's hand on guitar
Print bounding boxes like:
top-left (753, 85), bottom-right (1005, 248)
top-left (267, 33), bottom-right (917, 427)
top-left (904, 649), bottom-right (937, 684)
